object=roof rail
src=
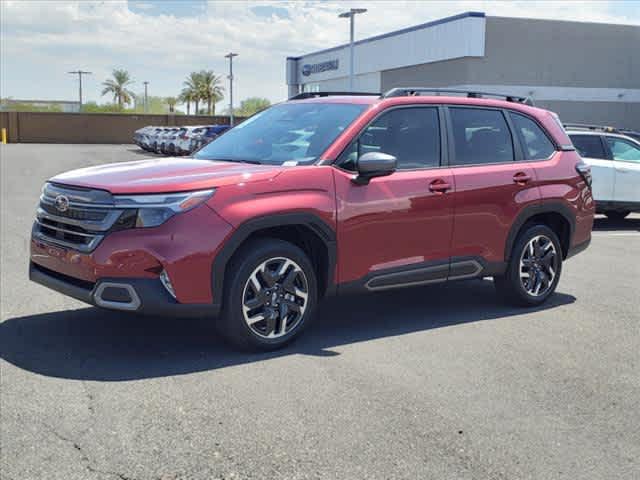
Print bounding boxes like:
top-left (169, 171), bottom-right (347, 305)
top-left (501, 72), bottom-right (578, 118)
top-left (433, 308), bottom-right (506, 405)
top-left (289, 91), bottom-right (380, 100)
top-left (381, 88), bottom-right (535, 106)
top-left (562, 123), bottom-right (619, 133)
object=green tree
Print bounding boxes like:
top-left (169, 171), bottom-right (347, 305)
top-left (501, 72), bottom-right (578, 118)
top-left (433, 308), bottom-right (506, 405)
top-left (235, 97), bottom-right (271, 117)
top-left (131, 94), bottom-right (172, 114)
top-left (0, 100), bottom-right (63, 112)
top-left (81, 101), bottom-right (124, 113)
top-left (101, 69), bottom-right (135, 109)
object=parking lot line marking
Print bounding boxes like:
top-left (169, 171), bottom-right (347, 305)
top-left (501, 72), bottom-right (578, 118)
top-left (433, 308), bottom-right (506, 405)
top-left (592, 232), bottom-right (639, 237)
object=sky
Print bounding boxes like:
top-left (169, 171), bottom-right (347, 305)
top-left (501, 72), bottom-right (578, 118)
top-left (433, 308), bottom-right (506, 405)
top-left (1, 0), bottom-right (639, 111)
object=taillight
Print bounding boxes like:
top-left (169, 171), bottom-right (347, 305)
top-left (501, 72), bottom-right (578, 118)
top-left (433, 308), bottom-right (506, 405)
top-left (576, 160), bottom-right (592, 187)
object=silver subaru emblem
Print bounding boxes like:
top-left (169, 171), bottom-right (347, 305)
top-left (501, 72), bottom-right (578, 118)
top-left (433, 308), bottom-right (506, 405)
top-left (54, 194), bottom-right (70, 212)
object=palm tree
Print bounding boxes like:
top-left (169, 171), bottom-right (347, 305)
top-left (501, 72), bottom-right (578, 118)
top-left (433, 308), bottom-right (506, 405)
top-left (198, 70), bottom-right (225, 115)
top-left (179, 88), bottom-right (195, 115)
top-left (166, 96), bottom-right (177, 113)
top-left (101, 69), bottom-right (135, 109)
top-left (182, 72), bottom-right (202, 115)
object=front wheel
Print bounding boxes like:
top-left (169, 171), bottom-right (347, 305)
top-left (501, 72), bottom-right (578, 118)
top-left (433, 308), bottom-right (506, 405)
top-left (494, 224), bottom-right (562, 306)
top-left (219, 239), bottom-right (318, 351)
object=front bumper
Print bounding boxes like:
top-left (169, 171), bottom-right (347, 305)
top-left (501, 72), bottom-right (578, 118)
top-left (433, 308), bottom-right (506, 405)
top-left (30, 262), bottom-right (220, 317)
top-left (30, 203), bottom-right (232, 309)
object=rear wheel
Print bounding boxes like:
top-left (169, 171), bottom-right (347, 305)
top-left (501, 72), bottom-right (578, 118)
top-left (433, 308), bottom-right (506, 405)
top-left (605, 210), bottom-right (630, 220)
top-left (219, 239), bottom-right (317, 351)
top-left (494, 224), bottom-right (562, 306)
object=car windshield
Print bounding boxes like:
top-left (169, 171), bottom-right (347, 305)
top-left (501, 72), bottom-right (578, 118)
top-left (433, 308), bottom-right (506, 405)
top-left (194, 102), bottom-right (368, 165)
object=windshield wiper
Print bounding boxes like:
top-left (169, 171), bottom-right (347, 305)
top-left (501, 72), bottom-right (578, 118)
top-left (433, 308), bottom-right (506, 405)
top-left (205, 158), bottom-right (262, 165)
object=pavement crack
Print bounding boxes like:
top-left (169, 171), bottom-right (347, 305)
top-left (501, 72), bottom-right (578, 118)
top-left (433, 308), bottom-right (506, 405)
top-left (43, 423), bottom-right (89, 462)
top-left (43, 423), bottom-right (137, 480)
top-left (82, 381), bottom-right (96, 416)
top-left (86, 464), bottom-right (138, 480)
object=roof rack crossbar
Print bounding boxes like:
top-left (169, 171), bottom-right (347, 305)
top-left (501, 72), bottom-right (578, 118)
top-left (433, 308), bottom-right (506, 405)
top-left (381, 88), bottom-right (535, 106)
top-left (289, 91), bottom-right (381, 100)
top-left (562, 123), bottom-right (619, 133)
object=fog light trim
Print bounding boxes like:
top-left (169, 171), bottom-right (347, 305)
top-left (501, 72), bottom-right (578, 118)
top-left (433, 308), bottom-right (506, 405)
top-left (94, 282), bottom-right (141, 311)
top-left (159, 270), bottom-right (177, 300)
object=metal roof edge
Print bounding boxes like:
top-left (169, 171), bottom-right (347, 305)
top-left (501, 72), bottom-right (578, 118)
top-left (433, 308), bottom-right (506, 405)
top-left (290, 11), bottom-right (485, 61)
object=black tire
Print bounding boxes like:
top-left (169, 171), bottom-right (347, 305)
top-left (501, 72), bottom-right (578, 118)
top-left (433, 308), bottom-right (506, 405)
top-left (494, 224), bottom-right (563, 307)
top-left (218, 238), bottom-right (318, 351)
top-left (605, 210), bottom-right (630, 220)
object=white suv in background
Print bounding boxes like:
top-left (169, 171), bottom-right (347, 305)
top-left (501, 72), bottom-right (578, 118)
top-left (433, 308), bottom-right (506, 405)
top-left (566, 124), bottom-right (640, 220)
top-left (175, 126), bottom-right (201, 155)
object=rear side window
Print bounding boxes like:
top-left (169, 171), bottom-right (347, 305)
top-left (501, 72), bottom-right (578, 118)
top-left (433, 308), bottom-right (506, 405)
top-left (606, 137), bottom-right (640, 163)
top-left (510, 112), bottom-right (556, 160)
top-left (569, 135), bottom-right (606, 159)
top-left (449, 108), bottom-right (514, 165)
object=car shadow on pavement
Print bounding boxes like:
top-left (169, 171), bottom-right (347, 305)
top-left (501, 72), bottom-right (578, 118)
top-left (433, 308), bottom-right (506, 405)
top-left (0, 279), bottom-right (575, 381)
top-left (592, 216), bottom-right (640, 232)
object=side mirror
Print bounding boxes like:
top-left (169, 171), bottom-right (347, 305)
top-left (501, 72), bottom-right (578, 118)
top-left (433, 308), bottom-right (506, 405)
top-left (352, 152), bottom-right (397, 185)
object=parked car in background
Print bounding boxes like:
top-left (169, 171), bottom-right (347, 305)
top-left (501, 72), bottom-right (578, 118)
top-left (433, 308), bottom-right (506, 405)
top-left (566, 124), bottom-right (640, 220)
top-left (187, 125), bottom-right (231, 153)
top-left (133, 125), bottom-right (232, 156)
top-left (32, 89), bottom-right (593, 350)
top-left (132, 126), bottom-right (145, 147)
top-left (620, 129), bottom-right (640, 142)
top-left (140, 126), bottom-right (160, 151)
top-left (160, 128), bottom-right (180, 155)
top-left (133, 126), bottom-right (154, 151)
top-left (150, 127), bottom-right (168, 153)
top-left (175, 126), bottom-right (202, 155)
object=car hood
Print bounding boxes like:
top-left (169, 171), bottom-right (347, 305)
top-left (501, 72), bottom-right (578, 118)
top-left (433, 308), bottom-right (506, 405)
top-left (50, 157), bottom-right (284, 194)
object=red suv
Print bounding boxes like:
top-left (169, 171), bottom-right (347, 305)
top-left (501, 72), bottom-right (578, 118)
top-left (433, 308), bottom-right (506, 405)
top-left (30, 89), bottom-right (594, 350)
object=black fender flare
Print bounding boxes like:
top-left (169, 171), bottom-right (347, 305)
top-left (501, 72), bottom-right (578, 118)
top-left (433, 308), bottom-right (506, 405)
top-left (504, 202), bottom-right (576, 261)
top-left (211, 212), bottom-right (337, 308)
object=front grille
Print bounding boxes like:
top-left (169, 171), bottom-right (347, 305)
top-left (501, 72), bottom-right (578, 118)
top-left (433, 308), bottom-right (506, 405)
top-left (40, 201), bottom-right (109, 221)
top-left (33, 184), bottom-right (124, 253)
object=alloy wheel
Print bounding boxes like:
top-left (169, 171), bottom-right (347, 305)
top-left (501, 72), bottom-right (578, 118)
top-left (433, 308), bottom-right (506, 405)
top-left (519, 234), bottom-right (558, 297)
top-left (242, 257), bottom-right (309, 339)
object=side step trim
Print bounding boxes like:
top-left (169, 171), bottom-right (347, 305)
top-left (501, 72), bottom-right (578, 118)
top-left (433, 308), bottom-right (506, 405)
top-left (448, 259), bottom-right (483, 281)
top-left (365, 259), bottom-right (485, 292)
top-left (365, 264), bottom-right (448, 291)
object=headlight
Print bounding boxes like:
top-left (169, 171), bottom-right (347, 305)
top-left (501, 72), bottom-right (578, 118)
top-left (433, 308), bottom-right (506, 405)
top-left (113, 189), bottom-right (215, 228)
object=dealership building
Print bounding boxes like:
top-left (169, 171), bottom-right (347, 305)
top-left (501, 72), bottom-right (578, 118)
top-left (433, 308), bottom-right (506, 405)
top-left (286, 12), bottom-right (640, 128)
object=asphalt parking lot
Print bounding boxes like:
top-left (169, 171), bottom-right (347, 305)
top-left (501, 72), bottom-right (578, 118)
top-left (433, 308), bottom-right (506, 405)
top-left (1, 144), bottom-right (639, 480)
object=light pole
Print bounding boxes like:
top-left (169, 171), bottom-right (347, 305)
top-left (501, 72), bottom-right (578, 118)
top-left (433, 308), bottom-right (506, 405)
top-left (225, 52), bottom-right (239, 126)
top-left (143, 81), bottom-right (149, 113)
top-left (338, 8), bottom-right (367, 91)
top-left (68, 70), bottom-right (92, 110)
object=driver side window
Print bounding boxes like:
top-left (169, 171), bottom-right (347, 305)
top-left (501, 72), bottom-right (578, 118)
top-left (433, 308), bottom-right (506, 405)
top-left (338, 107), bottom-right (441, 171)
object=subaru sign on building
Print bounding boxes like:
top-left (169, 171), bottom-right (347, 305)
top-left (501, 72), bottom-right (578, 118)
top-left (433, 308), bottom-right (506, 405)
top-left (302, 60), bottom-right (339, 77)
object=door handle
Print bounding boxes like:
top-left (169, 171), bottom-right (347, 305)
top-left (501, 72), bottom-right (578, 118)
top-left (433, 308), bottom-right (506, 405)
top-left (429, 180), bottom-right (451, 193)
top-left (513, 172), bottom-right (531, 184)
top-left (616, 168), bottom-right (630, 174)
